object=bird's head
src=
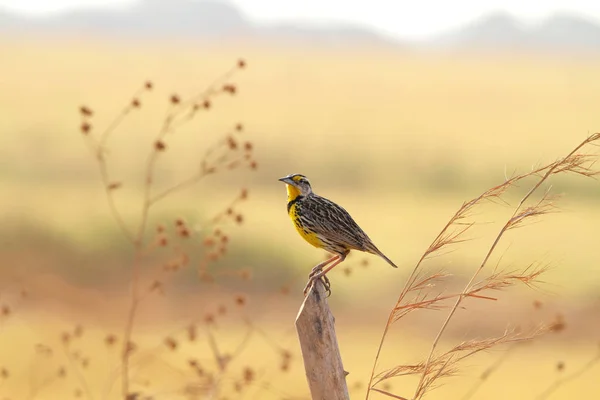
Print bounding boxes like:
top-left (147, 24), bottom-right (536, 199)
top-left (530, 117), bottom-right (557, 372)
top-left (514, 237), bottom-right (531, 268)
top-left (278, 173), bottom-right (313, 200)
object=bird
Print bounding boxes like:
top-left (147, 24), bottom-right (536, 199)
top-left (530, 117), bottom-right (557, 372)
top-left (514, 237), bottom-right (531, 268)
top-left (278, 173), bottom-right (397, 295)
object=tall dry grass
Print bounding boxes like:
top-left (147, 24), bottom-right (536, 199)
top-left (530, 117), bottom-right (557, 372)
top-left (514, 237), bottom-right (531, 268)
top-left (365, 133), bottom-right (600, 399)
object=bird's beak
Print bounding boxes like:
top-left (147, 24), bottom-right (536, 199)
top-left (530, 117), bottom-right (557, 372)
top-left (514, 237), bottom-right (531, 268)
top-left (278, 176), bottom-right (294, 185)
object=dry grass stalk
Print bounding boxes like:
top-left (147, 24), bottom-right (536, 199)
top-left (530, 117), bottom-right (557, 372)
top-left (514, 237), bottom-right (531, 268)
top-left (365, 133), bottom-right (600, 400)
top-left (460, 343), bottom-right (518, 400)
top-left (535, 345), bottom-right (600, 400)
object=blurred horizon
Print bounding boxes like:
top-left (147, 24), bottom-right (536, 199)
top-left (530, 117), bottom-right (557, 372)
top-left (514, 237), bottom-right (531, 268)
top-left (2, 0), bottom-right (600, 49)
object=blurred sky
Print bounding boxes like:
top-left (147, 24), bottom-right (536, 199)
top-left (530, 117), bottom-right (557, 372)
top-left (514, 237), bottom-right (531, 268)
top-left (1, 0), bottom-right (600, 39)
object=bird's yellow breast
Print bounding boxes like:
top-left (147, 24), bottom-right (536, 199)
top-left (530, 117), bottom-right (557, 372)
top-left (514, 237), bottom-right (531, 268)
top-left (288, 202), bottom-right (324, 248)
top-left (285, 185), bottom-right (323, 249)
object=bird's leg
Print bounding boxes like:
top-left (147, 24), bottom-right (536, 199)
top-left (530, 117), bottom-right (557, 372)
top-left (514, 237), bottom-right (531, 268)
top-left (304, 255), bottom-right (339, 296)
top-left (308, 255), bottom-right (339, 278)
top-left (312, 255), bottom-right (345, 281)
top-left (303, 253), bottom-right (348, 296)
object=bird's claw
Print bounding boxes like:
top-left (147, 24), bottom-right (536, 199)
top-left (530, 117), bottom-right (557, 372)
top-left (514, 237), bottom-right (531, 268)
top-left (303, 268), bottom-right (331, 297)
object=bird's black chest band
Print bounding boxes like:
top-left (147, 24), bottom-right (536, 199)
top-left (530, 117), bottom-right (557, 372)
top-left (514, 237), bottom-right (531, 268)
top-left (287, 195), bottom-right (305, 213)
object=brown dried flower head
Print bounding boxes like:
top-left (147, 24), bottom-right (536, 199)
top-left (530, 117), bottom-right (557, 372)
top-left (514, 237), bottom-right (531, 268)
top-left (187, 324), bottom-right (197, 342)
top-left (61, 332), bottom-right (71, 345)
top-left (223, 84), bottom-right (237, 95)
top-left (164, 337), bottom-right (178, 351)
top-left (125, 341), bottom-right (136, 355)
top-left (156, 235), bottom-right (168, 247)
top-left (105, 334), bottom-right (118, 347)
top-left (204, 313), bottom-right (215, 324)
top-left (80, 122), bottom-right (91, 134)
top-left (178, 227), bottom-right (191, 238)
top-left (280, 350), bottom-right (292, 365)
top-left (155, 140), bottom-right (166, 151)
top-left (108, 182), bottom-right (122, 190)
top-left (243, 367), bottom-right (255, 384)
top-left (79, 106), bottom-right (93, 117)
top-left (234, 294), bottom-right (247, 307)
top-left (73, 325), bottom-right (84, 338)
top-left (227, 136), bottom-right (238, 150)
top-left (1, 305), bottom-right (10, 316)
top-left (149, 280), bottom-right (163, 293)
top-left (550, 314), bottom-right (566, 333)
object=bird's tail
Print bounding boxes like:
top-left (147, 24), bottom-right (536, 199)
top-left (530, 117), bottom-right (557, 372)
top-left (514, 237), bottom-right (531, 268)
top-left (371, 248), bottom-right (398, 268)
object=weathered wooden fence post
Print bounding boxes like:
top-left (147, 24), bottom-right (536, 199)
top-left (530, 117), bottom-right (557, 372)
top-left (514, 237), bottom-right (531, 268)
top-left (295, 282), bottom-right (350, 400)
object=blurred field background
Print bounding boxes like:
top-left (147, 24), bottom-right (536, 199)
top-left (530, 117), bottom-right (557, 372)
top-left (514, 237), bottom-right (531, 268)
top-left (1, 1), bottom-right (600, 399)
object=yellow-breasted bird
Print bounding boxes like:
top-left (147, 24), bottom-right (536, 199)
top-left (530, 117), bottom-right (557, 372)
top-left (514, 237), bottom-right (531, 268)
top-left (278, 173), bottom-right (397, 295)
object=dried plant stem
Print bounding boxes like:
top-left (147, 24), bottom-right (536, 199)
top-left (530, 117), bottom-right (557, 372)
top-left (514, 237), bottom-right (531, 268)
top-left (85, 140), bottom-right (135, 243)
top-left (365, 197), bottom-right (482, 398)
top-left (366, 133), bottom-right (600, 400)
top-left (413, 134), bottom-right (600, 399)
top-left (120, 118), bottom-right (175, 397)
top-left (119, 105), bottom-right (197, 398)
top-left (149, 172), bottom-right (207, 205)
top-left (79, 59), bottom-right (249, 400)
top-left (120, 250), bottom-right (143, 398)
top-left (536, 349), bottom-right (600, 400)
top-left (371, 388), bottom-right (409, 399)
top-left (26, 375), bottom-right (57, 400)
top-left (461, 344), bottom-right (516, 400)
top-left (62, 344), bottom-right (96, 400)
